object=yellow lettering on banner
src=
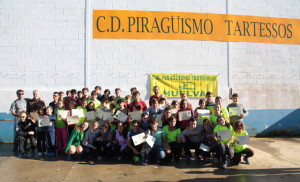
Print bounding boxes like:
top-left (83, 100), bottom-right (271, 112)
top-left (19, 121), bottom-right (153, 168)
top-left (93, 10), bottom-right (300, 45)
top-left (150, 74), bottom-right (218, 98)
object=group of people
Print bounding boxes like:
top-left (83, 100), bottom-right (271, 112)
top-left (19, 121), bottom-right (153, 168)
top-left (10, 85), bottom-right (254, 169)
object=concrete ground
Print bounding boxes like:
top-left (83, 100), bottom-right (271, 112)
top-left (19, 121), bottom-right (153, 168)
top-left (0, 137), bottom-right (299, 182)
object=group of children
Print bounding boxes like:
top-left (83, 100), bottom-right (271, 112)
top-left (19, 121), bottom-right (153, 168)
top-left (14, 86), bottom-right (254, 169)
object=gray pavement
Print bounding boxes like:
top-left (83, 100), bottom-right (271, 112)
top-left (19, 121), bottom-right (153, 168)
top-left (0, 137), bottom-right (299, 182)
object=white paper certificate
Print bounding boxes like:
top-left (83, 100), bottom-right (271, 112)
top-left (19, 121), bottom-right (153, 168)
top-left (115, 111), bottom-right (128, 122)
top-left (146, 135), bottom-right (156, 147)
top-left (39, 117), bottom-right (52, 127)
top-left (171, 108), bottom-right (179, 115)
top-left (178, 110), bottom-right (192, 121)
top-left (103, 112), bottom-right (114, 121)
top-left (30, 112), bottom-right (40, 121)
top-left (128, 111), bottom-right (142, 121)
top-left (95, 109), bottom-right (104, 119)
top-left (67, 116), bottom-right (80, 125)
top-left (199, 143), bottom-right (210, 152)
top-left (229, 107), bottom-right (242, 116)
top-left (132, 132), bottom-right (146, 146)
top-left (159, 105), bottom-right (167, 110)
top-left (153, 113), bottom-right (163, 127)
top-left (217, 129), bottom-right (232, 140)
top-left (85, 111), bottom-right (96, 121)
top-left (72, 109), bottom-right (84, 117)
top-left (57, 110), bottom-right (70, 120)
top-left (197, 109), bottom-right (210, 117)
top-left (236, 135), bottom-right (250, 145)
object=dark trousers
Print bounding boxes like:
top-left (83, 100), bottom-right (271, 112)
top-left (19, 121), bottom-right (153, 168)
top-left (168, 142), bottom-right (182, 160)
top-left (83, 146), bottom-right (97, 158)
top-left (232, 148), bottom-right (254, 165)
top-left (127, 142), bottom-right (143, 159)
top-left (37, 132), bottom-right (46, 153)
top-left (182, 140), bottom-right (201, 157)
top-left (94, 141), bottom-right (113, 158)
top-left (18, 135), bottom-right (36, 153)
top-left (200, 144), bottom-right (220, 158)
top-left (112, 144), bottom-right (131, 159)
top-left (218, 143), bottom-right (234, 163)
top-left (45, 131), bottom-right (55, 153)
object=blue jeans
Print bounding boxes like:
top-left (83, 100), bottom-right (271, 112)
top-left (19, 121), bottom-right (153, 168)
top-left (143, 144), bottom-right (166, 162)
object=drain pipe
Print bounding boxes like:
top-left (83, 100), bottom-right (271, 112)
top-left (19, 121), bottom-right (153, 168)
top-left (226, 0), bottom-right (231, 89)
top-left (84, 0), bottom-right (91, 88)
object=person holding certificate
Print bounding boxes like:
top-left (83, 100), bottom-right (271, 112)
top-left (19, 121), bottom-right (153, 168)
top-left (213, 116), bottom-right (235, 169)
top-left (145, 98), bottom-right (164, 116)
top-left (56, 99), bottom-right (69, 155)
top-left (142, 118), bottom-right (170, 166)
top-left (176, 99), bottom-right (193, 130)
top-left (178, 118), bottom-right (202, 162)
top-left (127, 120), bottom-right (144, 163)
top-left (42, 106), bottom-right (56, 157)
top-left (65, 121), bottom-right (89, 160)
top-left (227, 93), bottom-right (248, 125)
top-left (232, 121), bottom-right (254, 165)
top-left (200, 118), bottom-right (219, 163)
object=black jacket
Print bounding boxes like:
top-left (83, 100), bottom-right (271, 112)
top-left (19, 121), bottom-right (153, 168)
top-left (17, 119), bottom-right (36, 137)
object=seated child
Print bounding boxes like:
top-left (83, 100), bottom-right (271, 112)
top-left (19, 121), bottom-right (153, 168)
top-left (126, 120), bottom-right (144, 163)
top-left (113, 122), bottom-right (129, 160)
top-left (162, 116), bottom-right (182, 162)
top-left (65, 121), bottom-right (89, 160)
top-left (200, 118), bottom-right (219, 163)
top-left (232, 120), bottom-right (254, 165)
top-left (213, 116), bottom-right (234, 169)
top-left (17, 111), bottom-right (37, 158)
top-left (82, 121), bottom-right (101, 158)
top-left (94, 123), bottom-right (115, 160)
top-left (142, 118), bottom-right (170, 166)
top-left (178, 118), bottom-right (202, 162)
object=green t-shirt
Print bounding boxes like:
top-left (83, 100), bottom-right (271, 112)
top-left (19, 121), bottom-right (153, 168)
top-left (162, 125), bottom-right (181, 143)
top-left (234, 131), bottom-right (249, 153)
top-left (114, 97), bottom-right (125, 110)
top-left (56, 108), bottom-right (66, 128)
top-left (65, 129), bottom-right (85, 152)
top-left (210, 113), bottom-right (229, 125)
top-left (213, 124), bottom-right (235, 145)
top-left (88, 99), bottom-right (101, 109)
top-left (76, 106), bottom-right (87, 126)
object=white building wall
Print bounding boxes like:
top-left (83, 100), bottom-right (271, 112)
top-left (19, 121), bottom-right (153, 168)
top-left (0, 0), bottom-right (299, 114)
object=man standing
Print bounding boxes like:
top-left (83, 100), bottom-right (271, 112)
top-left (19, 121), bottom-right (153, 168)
top-left (149, 86), bottom-right (161, 106)
top-left (49, 92), bottom-right (59, 114)
top-left (27, 90), bottom-right (46, 113)
top-left (10, 89), bottom-right (27, 152)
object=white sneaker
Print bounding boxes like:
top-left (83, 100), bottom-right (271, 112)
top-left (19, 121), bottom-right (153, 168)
top-left (38, 152), bottom-right (43, 157)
